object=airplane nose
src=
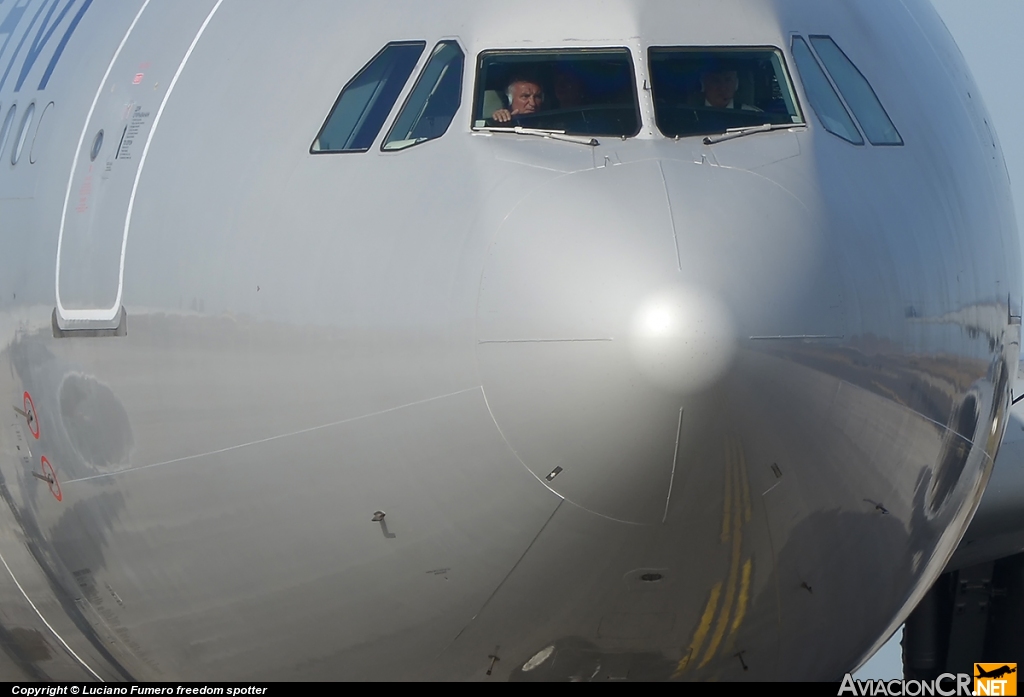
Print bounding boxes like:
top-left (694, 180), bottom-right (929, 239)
top-left (628, 285), bottom-right (737, 394)
top-left (476, 157), bottom-right (838, 524)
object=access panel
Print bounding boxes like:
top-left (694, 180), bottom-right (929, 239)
top-left (55, 0), bottom-right (224, 332)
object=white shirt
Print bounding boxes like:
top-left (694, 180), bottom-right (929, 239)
top-left (705, 98), bottom-right (762, 112)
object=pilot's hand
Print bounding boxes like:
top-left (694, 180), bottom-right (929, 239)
top-left (491, 109), bottom-right (515, 123)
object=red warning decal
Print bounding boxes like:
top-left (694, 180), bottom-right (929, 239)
top-left (23, 392), bottom-right (39, 440)
top-left (40, 457), bottom-right (61, 502)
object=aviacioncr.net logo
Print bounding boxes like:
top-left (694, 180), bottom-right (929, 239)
top-left (839, 673), bottom-right (974, 696)
top-left (975, 664), bottom-right (1017, 696)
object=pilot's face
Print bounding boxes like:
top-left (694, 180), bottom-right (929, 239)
top-left (510, 81), bottom-right (544, 114)
top-left (702, 70), bottom-right (739, 108)
top-left (554, 72), bottom-right (585, 107)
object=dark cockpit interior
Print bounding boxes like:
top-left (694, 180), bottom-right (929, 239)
top-left (648, 48), bottom-right (804, 138)
top-left (473, 49), bottom-right (641, 137)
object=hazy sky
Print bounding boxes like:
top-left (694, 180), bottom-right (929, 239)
top-left (931, 0), bottom-right (1024, 278)
top-left (855, 0), bottom-right (1024, 681)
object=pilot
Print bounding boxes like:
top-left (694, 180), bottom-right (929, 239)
top-left (552, 67), bottom-right (587, 109)
top-left (692, 64), bottom-right (762, 111)
top-left (491, 76), bottom-right (545, 123)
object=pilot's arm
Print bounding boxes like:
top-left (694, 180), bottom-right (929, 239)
top-left (491, 108), bottom-right (516, 123)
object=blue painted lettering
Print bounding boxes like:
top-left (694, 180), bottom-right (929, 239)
top-left (19, 0), bottom-right (92, 90)
top-left (0, 0), bottom-right (93, 93)
top-left (0, 1), bottom-right (31, 71)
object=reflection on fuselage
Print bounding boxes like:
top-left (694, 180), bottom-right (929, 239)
top-left (0, 0), bottom-right (1018, 682)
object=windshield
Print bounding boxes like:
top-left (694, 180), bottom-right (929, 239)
top-left (473, 49), bottom-right (640, 137)
top-left (648, 47), bottom-right (804, 138)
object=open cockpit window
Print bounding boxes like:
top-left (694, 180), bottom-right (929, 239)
top-left (383, 41), bottom-right (464, 151)
top-left (648, 47), bottom-right (803, 139)
top-left (473, 49), bottom-right (640, 137)
top-left (312, 42), bottom-right (425, 153)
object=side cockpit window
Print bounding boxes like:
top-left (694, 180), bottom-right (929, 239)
top-left (383, 41), bottom-right (464, 151)
top-left (312, 42), bottom-right (425, 154)
top-left (648, 47), bottom-right (804, 139)
top-left (472, 49), bottom-right (640, 137)
top-left (808, 36), bottom-right (902, 145)
top-left (791, 36), bottom-right (902, 146)
top-left (791, 37), bottom-right (863, 144)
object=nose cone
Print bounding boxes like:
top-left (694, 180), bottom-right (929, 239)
top-left (476, 159), bottom-right (836, 523)
top-left (629, 286), bottom-right (737, 393)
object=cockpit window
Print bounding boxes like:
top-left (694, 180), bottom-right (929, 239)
top-left (648, 47), bottom-right (803, 139)
top-left (473, 49), bottom-right (640, 137)
top-left (383, 41), bottom-right (464, 151)
top-left (791, 37), bottom-right (863, 145)
top-left (312, 42), bottom-right (425, 154)
top-left (809, 36), bottom-right (902, 145)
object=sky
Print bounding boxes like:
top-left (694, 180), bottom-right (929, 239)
top-left (854, 0), bottom-right (1024, 681)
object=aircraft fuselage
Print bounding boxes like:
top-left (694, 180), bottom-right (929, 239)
top-left (0, 0), bottom-right (1018, 681)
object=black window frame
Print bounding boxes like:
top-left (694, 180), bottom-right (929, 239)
top-left (470, 46), bottom-right (643, 139)
top-left (310, 41), bottom-right (427, 155)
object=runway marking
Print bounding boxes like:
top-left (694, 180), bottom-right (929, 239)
top-left (730, 558), bottom-right (753, 636)
top-left (678, 434), bottom-right (756, 676)
top-left (673, 582), bottom-right (721, 677)
top-left (64, 386), bottom-right (480, 484)
top-left (701, 459), bottom-right (743, 668)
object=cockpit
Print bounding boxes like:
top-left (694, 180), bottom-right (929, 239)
top-left (470, 47), bottom-right (803, 140)
top-left (310, 37), bottom-right (900, 152)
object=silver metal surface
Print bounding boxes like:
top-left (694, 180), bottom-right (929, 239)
top-left (0, 0), bottom-right (1020, 681)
